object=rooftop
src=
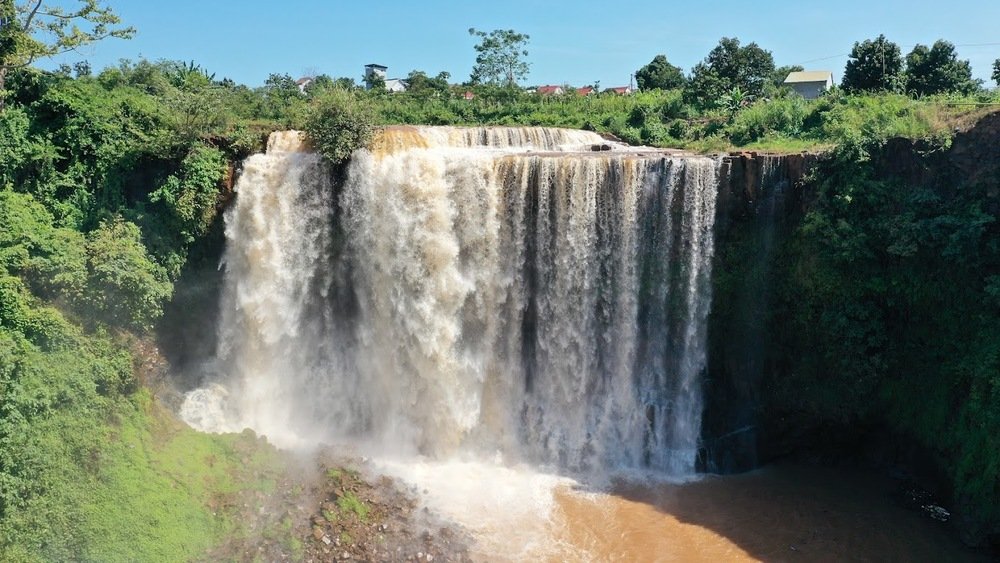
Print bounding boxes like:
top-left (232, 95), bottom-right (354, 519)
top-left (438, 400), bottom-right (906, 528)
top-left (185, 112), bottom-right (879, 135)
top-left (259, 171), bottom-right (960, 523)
top-left (784, 71), bottom-right (834, 84)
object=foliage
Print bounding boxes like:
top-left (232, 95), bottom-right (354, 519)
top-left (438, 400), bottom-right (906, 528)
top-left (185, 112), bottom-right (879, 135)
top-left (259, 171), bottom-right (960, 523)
top-left (684, 37), bottom-right (775, 109)
top-left (0, 306), bottom-right (288, 561)
top-left (0, 0), bottom-right (134, 108)
top-left (994, 58), bottom-right (1000, 87)
top-left (904, 40), bottom-right (979, 97)
top-left (143, 144), bottom-right (226, 274)
top-left (468, 27), bottom-right (530, 87)
top-left (765, 138), bottom-right (1000, 540)
top-left (304, 87), bottom-right (376, 164)
top-left (726, 94), bottom-right (810, 144)
top-left (635, 54), bottom-right (685, 91)
top-left (718, 86), bottom-right (749, 117)
top-left (842, 34), bottom-right (904, 93)
top-left (258, 72), bottom-right (306, 124)
top-left (84, 217), bottom-right (172, 330)
top-left (404, 69), bottom-right (451, 99)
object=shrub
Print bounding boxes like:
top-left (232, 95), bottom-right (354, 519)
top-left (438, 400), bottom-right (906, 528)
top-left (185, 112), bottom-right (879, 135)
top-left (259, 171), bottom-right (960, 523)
top-left (303, 89), bottom-right (376, 164)
top-left (84, 217), bottom-right (172, 331)
top-left (727, 96), bottom-right (811, 145)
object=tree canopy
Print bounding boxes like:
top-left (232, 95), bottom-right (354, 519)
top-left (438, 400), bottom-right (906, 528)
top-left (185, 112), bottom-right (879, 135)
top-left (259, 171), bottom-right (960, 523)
top-left (0, 0), bottom-right (133, 108)
top-left (904, 40), bottom-right (978, 96)
top-left (841, 34), bottom-right (903, 93)
top-left (992, 58), bottom-right (1000, 87)
top-left (683, 37), bottom-right (775, 108)
top-left (405, 69), bottom-right (451, 98)
top-left (635, 55), bottom-right (685, 91)
top-left (468, 28), bottom-right (530, 87)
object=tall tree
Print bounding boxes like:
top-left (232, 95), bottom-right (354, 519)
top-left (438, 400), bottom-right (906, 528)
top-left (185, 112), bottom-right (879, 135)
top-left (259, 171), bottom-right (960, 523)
top-left (0, 0), bottom-right (133, 109)
top-left (683, 37), bottom-right (775, 108)
top-left (468, 28), bottom-right (530, 87)
top-left (992, 58), bottom-right (1000, 87)
top-left (905, 40), bottom-right (979, 96)
top-left (841, 34), bottom-right (903, 93)
top-left (635, 54), bottom-right (685, 91)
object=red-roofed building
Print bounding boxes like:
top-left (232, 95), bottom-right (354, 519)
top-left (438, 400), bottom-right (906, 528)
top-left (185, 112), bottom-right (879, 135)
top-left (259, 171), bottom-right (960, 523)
top-left (463, 91), bottom-right (475, 100)
top-left (576, 86), bottom-right (596, 96)
top-left (536, 85), bottom-right (565, 96)
top-left (604, 86), bottom-right (635, 95)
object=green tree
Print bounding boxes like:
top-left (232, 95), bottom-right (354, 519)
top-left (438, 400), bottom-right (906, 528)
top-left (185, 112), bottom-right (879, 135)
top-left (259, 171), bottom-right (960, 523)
top-left (991, 58), bottom-right (1000, 87)
top-left (84, 217), bottom-right (171, 330)
top-left (0, 0), bottom-right (134, 110)
top-left (841, 34), bottom-right (904, 93)
top-left (405, 69), bottom-right (451, 98)
top-left (635, 54), bottom-right (685, 91)
top-left (259, 72), bottom-right (304, 122)
top-left (684, 37), bottom-right (775, 108)
top-left (303, 88), bottom-right (376, 165)
top-left (904, 40), bottom-right (979, 96)
top-left (468, 28), bottom-right (530, 87)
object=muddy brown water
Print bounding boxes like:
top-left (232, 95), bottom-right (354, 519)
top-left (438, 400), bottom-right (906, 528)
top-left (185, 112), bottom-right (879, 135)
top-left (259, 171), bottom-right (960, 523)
top-left (536, 463), bottom-right (988, 562)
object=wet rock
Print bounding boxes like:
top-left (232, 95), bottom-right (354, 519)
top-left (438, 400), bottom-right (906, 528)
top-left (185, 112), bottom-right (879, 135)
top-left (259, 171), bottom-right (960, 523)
top-left (923, 504), bottom-right (951, 522)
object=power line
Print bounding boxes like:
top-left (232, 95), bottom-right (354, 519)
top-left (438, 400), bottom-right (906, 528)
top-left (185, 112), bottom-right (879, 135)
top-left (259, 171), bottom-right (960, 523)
top-left (792, 53), bottom-right (850, 66)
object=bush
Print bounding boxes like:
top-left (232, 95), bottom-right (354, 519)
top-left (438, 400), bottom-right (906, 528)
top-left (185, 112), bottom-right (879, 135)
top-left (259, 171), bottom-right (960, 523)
top-left (727, 96), bottom-right (812, 145)
top-left (84, 217), bottom-right (172, 331)
top-left (304, 89), bottom-right (376, 164)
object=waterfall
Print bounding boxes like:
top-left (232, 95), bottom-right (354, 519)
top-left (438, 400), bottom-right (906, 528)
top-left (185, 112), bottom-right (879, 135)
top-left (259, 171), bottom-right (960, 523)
top-left (182, 127), bottom-right (720, 477)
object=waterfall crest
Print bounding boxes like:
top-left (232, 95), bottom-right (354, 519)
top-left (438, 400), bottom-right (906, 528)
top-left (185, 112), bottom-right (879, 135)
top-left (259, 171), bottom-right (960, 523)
top-left (182, 126), bottom-right (720, 476)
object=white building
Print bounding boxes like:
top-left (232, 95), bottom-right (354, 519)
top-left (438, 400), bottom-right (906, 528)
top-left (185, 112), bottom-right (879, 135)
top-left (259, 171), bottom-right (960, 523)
top-left (364, 63), bottom-right (408, 92)
top-left (384, 78), bottom-right (408, 93)
top-left (783, 71), bottom-right (834, 99)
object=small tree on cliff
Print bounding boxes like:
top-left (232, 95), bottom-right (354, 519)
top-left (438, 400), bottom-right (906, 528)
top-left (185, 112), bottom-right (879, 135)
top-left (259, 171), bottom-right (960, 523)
top-left (0, 0), bottom-right (133, 110)
top-left (468, 28), bottom-right (530, 87)
top-left (635, 54), bottom-right (685, 91)
top-left (992, 58), bottom-right (1000, 87)
top-left (841, 34), bottom-right (904, 93)
top-left (304, 88), bottom-right (376, 166)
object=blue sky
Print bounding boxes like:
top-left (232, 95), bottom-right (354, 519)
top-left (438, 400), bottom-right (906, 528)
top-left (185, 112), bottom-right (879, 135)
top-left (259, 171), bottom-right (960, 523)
top-left (48, 0), bottom-right (1000, 88)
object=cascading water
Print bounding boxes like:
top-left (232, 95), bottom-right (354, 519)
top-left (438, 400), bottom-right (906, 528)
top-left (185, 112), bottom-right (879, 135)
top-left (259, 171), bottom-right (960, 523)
top-left (182, 126), bottom-right (720, 478)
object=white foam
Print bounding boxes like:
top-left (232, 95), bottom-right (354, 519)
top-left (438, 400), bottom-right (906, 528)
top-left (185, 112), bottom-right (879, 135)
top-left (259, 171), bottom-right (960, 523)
top-left (374, 455), bottom-right (588, 560)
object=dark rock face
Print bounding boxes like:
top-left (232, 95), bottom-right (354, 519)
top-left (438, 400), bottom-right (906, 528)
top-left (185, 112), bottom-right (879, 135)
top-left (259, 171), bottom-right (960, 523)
top-left (701, 113), bottom-right (1000, 551)
top-left (700, 152), bottom-right (817, 473)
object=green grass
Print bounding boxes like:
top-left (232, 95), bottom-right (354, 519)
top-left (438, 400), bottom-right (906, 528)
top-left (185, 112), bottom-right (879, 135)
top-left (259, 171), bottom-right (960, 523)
top-left (336, 491), bottom-right (370, 522)
top-left (0, 291), bottom-right (289, 562)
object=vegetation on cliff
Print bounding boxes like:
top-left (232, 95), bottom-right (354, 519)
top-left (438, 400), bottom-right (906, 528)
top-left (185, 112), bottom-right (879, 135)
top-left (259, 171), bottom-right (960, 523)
top-left (1, 9), bottom-right (999, 557)
top-left (756, 128), bottom-right (1000, 545)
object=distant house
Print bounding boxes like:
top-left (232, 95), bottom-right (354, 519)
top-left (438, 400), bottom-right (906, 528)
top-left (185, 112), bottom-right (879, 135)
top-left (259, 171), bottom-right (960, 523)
top-left (783, 71), bottom-right (834, 99)
top-left (603, 86), bottom-right (634, 95)
top-left (576, 86), bottom-right (596, 96)
top-left (384, 78), bottom-right (408, 93)
top-left (536, 85), bottom-right (565, 96)
top-left (364, 63), bottom-right (408, 92)
top-left (296, 77), bottom-right (314, 93)
top-left (463, 91), bottom-right (475, 100)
